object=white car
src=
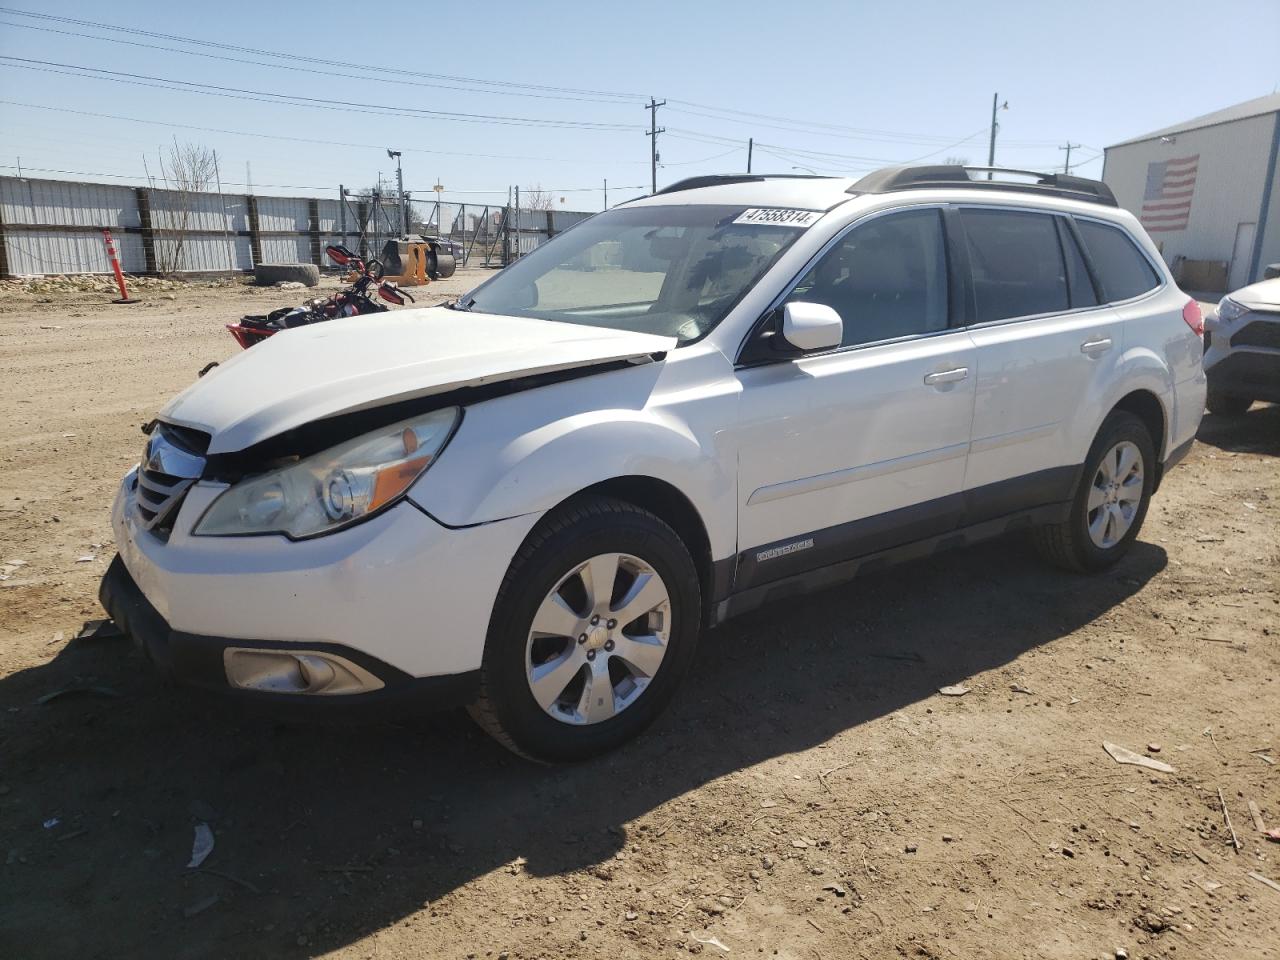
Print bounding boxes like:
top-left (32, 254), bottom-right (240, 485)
top-left (102, 166), bottom-right (1206, 761)
top-left (1203, 276), bottom-right (1280, 414)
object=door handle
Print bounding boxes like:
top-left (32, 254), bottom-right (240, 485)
top-left (1080, 337), bottom-right (1113, 355)
top-left (923, 366), bottom-right (969, 386)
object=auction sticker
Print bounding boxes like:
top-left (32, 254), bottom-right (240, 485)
top-left (732, 208), bottom-right (823, 228)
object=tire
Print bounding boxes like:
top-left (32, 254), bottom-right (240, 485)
top-left (1205, 389), bottom-right (1252, 417)
top-left (1032, 411), bottom-right (1155, 573)
top-left (467, 496), bottom-right (701, 762)
top-left (253, 263), bottom-right (320, 287)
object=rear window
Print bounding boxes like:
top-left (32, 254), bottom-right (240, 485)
top-left (1075, 220), bottom-right (1161, 302)
top-left (959, 209), bottom-right (1068, 322)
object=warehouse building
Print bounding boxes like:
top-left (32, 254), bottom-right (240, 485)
top-left (1103, 92), bottom-right (1280, 291)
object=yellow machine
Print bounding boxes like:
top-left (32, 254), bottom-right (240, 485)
top-left (379, 238), bottom-right (457, 287)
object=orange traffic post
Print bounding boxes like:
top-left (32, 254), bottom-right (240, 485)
top-left (102, 229), bottom-right (138, 304)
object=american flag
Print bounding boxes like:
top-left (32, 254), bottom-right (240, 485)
top-left (1140, 154), bottom-right (1198, 233)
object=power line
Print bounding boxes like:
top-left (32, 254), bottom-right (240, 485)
top-left (0, 5), bottom-right (1073, 153)
top-left (1059, 142), bottom-right (1080, 174)
top-left (0, 163), bottom-right (645, 196)
top-left (0, 6), bottom-right (645, 101)
top-left (646, 98), bottom-right (666, 192)
top-left (0, 57), bottom-right (642, 130)
top-left (668, 97), bottom-right (1064, 148)
top-left (665, 104), bottom-right (1063, 149)
top-left (0, 100), bottom-right (652, 165)
top-left (0, 18), bottom-right (639, 107)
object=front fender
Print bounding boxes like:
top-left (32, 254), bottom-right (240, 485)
top-left (408, 361), bottom-right (738, 559)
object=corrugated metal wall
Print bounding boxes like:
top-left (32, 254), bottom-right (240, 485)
top-left (0, 175), bottom-right (596, 277)
top-left (1103, 112), bottom-right (1279, 287)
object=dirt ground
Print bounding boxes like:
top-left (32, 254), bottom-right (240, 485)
top-left (0, 274), bottom-right (1277, 960)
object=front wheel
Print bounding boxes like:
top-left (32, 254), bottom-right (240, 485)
top-left (1032, 411), bottom-right (1155, 572)
top-left (468, 496), bottom-right (701, 762)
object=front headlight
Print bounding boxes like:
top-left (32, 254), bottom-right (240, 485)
top-left (194, 407), bottom-right (460, 538)
top-left (1216, 296), bottom-right (1248, 324)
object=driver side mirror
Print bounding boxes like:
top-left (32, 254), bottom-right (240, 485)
top-left (780, 301), bottom-right (843, 352)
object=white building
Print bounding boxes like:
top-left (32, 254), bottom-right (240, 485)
top-left (1103, 93), bottom-right (1280, 291)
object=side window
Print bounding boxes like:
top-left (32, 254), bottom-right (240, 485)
top-left (1075, 219), bottom-right (1161, 302)
top-left (1057, 218), bottom-right (1099, 308)
top-left (787, 208), bottom-right (948, 347)
top-left (960, 208), bottom-right (1069, 321)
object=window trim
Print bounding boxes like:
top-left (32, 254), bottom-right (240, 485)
top-left (1054, 213), bottom-right (1105, 308)
top-left (734, 202), bottom-right (958, 366)
top-left (954, 203), bottom-right (1079, 329)
top-left (951, 203), bottom-right (1163, 331)
top-left (1070, 213), bottom-right (1168, 308)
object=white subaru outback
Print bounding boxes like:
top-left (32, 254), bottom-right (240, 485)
top-left (102, 166), bottom-right (1206, 761)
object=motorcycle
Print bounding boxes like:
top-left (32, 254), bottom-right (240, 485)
top-left (226, 245), bottom-right (415, 349)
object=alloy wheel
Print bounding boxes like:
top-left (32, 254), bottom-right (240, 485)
top-left (1086, 440), bottom-right (1144, 549)
top-left (525, 552), bottom-right (672, 725)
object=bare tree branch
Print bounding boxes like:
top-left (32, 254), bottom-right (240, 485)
top-left (156, 140), bottom-right (217, 274)
top-left (521, 185), bottom-right (554, 211)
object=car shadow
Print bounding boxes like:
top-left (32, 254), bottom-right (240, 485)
top-left (0, 536), bottom-right (1166, 959)
top-left (1195, 401), bottom-right (1280, 456)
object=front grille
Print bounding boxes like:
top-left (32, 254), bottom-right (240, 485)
top-left (135, 423), bottom-right (209, 535)
top-left (1231, 319), bottom-right (1280, 350)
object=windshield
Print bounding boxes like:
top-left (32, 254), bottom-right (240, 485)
top-left (462, 204), bottom-right (810, 343)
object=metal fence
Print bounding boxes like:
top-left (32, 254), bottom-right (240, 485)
top-left (0, 175), bottom-right (596, 278)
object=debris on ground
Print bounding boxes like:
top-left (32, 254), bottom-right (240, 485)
top-left (1247, 872), bottom-right (1280, 896)
top-left (1010, 682), bottom-right (1035, 695)
top-left (938, 684), bottom-right (970, 697)
top-left (74, 620), bottom-right (124, 641)
top-left (37, 682), bottom-right (122, 705)
top-left (182, 894), bottom-right (219, 918)
top-left (692, 934), bottom-right (731, 953)
top-left (187, 823), bottom-right (215, 869)
top-left (1248, 800), bottom-right (1267, 833)
top-left (1103, 742), bottom-right (1176, 773)
top-left (1219, 788), bottom-right (1242, 853)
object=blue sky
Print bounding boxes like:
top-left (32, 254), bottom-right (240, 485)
top-left (1, 0), bottom-right (1277, 210)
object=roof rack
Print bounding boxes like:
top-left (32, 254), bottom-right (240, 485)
top-left (848, 165), bottom-right (1117, 206)
top-left (654, 173), bottom-right (830, 196)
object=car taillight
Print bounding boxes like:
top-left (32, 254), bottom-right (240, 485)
top-left (1182, 299), bottom-right (1204, 337)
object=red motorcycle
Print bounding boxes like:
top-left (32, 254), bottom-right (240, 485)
top-left (226, 245), bottom-right (414, 349)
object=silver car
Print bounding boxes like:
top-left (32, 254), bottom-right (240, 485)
top-left (1204, 277), bottom-right (1280, 414)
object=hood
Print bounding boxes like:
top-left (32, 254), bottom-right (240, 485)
top-left (162, 308), bottom-right (675, 454)
top-left (1229, 277), bottom-right (1280, 310)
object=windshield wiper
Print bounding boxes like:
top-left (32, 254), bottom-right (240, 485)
top-left (449, 296), bottom-right (476, 312)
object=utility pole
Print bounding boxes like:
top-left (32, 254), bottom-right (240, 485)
top-left (603, 178), bottom-right (608, 210)
top-left (986, 93), bottom-right (1008, 179)
top-left (645, 97), bottom-right (666, 193)
top-left (387, 149), bottom-right (405, 236)
top-left (1059, 142), bottom-right (1081, 174)
top-left (747, 138), bottom-right (753, 174)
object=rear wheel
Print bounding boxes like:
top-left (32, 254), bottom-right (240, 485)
top-left (468, 496), bottom-right (701, 762)
top-left (1033, 411), bottom-right (1155, 572)
top-left (1206, 389), bottom-right (1252, 416)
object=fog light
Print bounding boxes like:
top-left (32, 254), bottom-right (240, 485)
top-left (223, 648), bottom-right (384, 695)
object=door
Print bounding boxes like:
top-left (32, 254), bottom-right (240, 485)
top-left (959, 208), bottom-right (1122, 517)
top-left (734, 207), bottom-right (976, 591)
top-left (1228, 221), bottom-right (1257, 291)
